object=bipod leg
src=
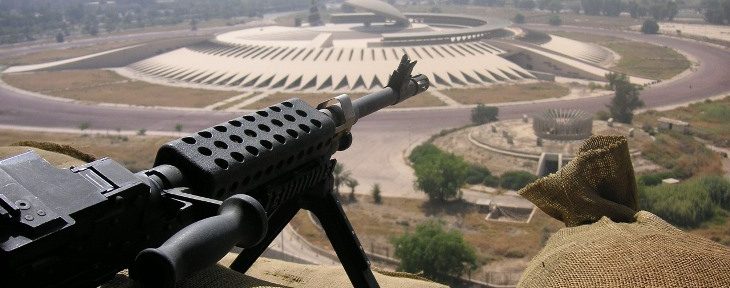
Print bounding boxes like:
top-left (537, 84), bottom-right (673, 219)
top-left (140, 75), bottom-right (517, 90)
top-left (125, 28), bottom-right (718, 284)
top-left (304, 182), bottom-right (380, 288)
top-left (229, 197), bottom-right (300, 272)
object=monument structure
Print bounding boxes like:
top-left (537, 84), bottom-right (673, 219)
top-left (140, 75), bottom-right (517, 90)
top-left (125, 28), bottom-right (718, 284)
top-left (126, 0), bottom-right (533, 92)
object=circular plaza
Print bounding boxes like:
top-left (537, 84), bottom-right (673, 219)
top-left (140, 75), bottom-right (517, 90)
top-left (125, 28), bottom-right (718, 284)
top-left (126, 0), bottom-right (534, 93)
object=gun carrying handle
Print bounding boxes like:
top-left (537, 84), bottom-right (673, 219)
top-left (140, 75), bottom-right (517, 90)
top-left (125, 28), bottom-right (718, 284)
top-left (131, 194), bottom-right (267, 288)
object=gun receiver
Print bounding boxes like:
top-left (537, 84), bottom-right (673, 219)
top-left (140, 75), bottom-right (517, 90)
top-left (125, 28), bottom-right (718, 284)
top-left (0, 55), bottom-right (429, 288)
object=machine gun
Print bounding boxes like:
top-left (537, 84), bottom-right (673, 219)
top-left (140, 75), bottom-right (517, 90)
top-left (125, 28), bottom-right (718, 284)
top-left (0, 55), bottom-right (429, 288)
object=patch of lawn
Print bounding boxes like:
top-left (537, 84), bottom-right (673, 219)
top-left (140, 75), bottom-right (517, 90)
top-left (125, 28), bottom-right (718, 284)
top-left (0, 41), bottom-right (143, 66)
top-left (2, 69), bottom-right (237, 107)
top-left (442, 82), bottom-right (570, 105)
top-left (552, 31), bottom-right (690, 80)
top-left (635, 96), bottom-right (730, 147)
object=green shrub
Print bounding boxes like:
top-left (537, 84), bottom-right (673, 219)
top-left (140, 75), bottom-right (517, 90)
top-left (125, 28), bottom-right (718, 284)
top-left (500, 171), bottom-right (538, 190)
top-left (513, 13), bottom-right (526, 23)
top-left (483, 175), bottom-right (500, 188)
top-left (409, 143), bottom-right (442, 164)
top-left (548, 14), bottom-right (562, 26)
top-left (638, 176), bottom-right (729, 228)
top-left (466, 164), bottom-right (493, 185)
top-left (471, 104), bottom-right (499, 124)
top-left (641, 19), bottom-right (659, 34)
top-left (702, 175), bottom-right (730, 210)
top-left (638, 171), bottom-right (677, 186)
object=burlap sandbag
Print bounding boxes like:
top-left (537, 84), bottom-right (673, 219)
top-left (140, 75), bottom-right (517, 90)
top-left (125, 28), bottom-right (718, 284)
top-left (103, 256), bottom-right (445, 288)
top-left (518, 135), bottom-right (730, 287)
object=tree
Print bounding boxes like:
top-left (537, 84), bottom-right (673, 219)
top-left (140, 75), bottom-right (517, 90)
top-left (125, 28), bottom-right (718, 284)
top-left (471, 104), bottom-right (499, 124)
top-left (581, 0), bottom-right (603, 15)
top-left (333, 162), bottom-right (351, 195)
top-left (548, 14), bottom-right (562, 25)
top-left (517, 0), bottom-right (537, 10)
top-left (346, 178), bottom-right (359, 202)
top-left (702, 0), bottom-right (727, 24)
top-left (308, 0), bottom-right (323, 26)
top-left (606, 73), bottom-right (644, 124)
top-left (83, 18), bottom-right (99, 36)
top-left (548, 0), bottom-right (563, 13)
top-left (55, 32), bottom-right (64, 43)
top-left (372, 183), bottom-right (382, 204)
top-left (392, 220), bottom-right (478, 282)
top-left (412, 144), bottom-right (469, 202)
top-left (605, 71), bottom-right (627, 90)
top-left (190, 18), bottom-right (198, 31)
top-left (602, 0), bottom-right (622, 16)
top-left (628, 1), bottom-right (645, 18)
top-left (513, 13), bottom-right (526, 23)
top-left (539, 0), bottom-right (553, 10)
top-left (641, 19), bottom-right (660, 34)
top-left (667, 1), bottom-right (679, 20)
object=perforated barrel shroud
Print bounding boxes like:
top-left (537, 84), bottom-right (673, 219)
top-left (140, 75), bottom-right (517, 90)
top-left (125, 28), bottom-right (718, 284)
top-left (154, 99), bottom-right (336, 207)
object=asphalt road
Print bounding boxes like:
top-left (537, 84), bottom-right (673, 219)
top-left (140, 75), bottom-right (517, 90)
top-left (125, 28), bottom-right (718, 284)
top-left (0, 25), bottom-right (728, 198)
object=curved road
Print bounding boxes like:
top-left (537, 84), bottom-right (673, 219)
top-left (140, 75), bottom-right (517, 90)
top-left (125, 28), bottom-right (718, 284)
top-left (0, 25), bottom-right (728, 198)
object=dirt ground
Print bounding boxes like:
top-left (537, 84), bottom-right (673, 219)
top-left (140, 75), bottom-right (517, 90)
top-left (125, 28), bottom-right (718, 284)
top-left (2, 69), bottom-right (237, 107)
top-left (290, 193), bottom-right (564, 283)
top-left (0, 129), bottom-right (173, 172)
top-left (433, 127), bottom-right (538, 175)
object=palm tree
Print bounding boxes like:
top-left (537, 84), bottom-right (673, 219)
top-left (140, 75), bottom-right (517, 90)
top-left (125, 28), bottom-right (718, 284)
top-left (333, 163), bottom-right (350, 195)
top-left (346, 178), bottom-right (359, 202)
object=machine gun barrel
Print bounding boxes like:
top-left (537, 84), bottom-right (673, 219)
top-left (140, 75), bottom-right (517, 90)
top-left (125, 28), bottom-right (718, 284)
top-left (352, 74), bottom-right (429, 120)
top-left (318, 55), bottom-right (429, 136)
top-left (0, 54), bottom-right (429, 288)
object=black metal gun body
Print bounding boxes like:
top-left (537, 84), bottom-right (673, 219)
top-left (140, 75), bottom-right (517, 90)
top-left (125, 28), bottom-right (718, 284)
top-left (0, 56), bottom-right (429, 288)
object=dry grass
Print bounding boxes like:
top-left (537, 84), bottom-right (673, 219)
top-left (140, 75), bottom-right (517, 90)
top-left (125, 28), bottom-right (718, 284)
top-left (399, 4), bottom-right (641, 30)
top-left (0, 129), bottom-right (173, 172)
top-left (690, 212), bottom-right (730, 246)
top-left (527, 13), bottom-right (642, 29)
top-left (290, 210), bottom-right (333, 251)
top-left (246, 91), bottom-right (444, 109)
top-left (290, 194), bottom-right (564, 275)
top-left (442, 82), bottom-right (570, 105)
top-left (214, 92), bottom-right (260, 110)
top-left (0, 41), bottom-right (144, 66)
top-left (552, 31), bottom-right (690, 80)
top-left (635, 96), bottom-right (730, 148)
top-left (392, 92), bottom-right (446, 108)
top-left (2, 69), bottom-right (237, 107)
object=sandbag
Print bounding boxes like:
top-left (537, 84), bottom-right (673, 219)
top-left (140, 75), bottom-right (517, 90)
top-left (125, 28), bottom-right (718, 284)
top-left (518, 135), bottom-right (730, 287)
